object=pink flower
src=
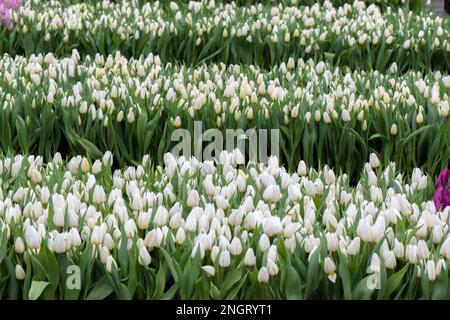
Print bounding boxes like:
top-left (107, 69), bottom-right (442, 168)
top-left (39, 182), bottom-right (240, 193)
top-left (0, 0), bottom-right (21, 29)
top-left (434, 168), bottom-right (450, 210)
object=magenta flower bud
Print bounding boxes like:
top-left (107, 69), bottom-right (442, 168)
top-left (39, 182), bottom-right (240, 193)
top-left (433, 186), bottom-right (446, 210)
top-left (436, 168), bottom-right (450, 189)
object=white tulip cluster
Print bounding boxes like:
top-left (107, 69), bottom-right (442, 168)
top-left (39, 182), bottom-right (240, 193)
top-left (7, 0), bottom-right (449, 67)
top-left (0, 52), bottom-right (448, 131)
top-left (0, 150), bottom-right (447, 286)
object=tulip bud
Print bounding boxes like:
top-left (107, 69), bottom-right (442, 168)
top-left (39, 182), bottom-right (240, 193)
top-left (138, 247), bottom-right (152, 267)
top-left (81, 157), bottom-right (90, 173)
top-left (229, 237), bottom-right (243, 256)
top-left (106, 255), bottom-right (116, 273)
top-left (257, 267), bottom-right (269, 283)
top-left (15, 264), bottom-right (25, 280)
top-left (297, 161), bottom-right (307, 176)
top-left (369, 153), bottom-right (380, 168)
top-left (15, 237), bottom-right (25, 254)
top-left (324, 257), bottom-right (336, 283)
top-left (201, 265), bottom-right (215, 277)
top-left (219, 250), bottom-right (231, 268)
top-left (244, 248), bottom-right (256, 266)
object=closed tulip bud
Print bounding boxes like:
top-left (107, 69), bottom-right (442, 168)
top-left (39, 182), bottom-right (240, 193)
top-left (263, 185), bottom-right (281, 203)
top-left (432, 225), bottom-right (444, 244)
top-left (258, 267), bottom-right (269, 283)
top-left (25, 226), bottom-right (41, 250)
top-left (259, 234), bottom-right (270, 252)
top-left (164, 153), bottom-right (177, 179)
top-left (100, 246), bottom-right (110, 264)
top-left (390, 124), bottom-right (398, 135)
top-left (297, 161), bottom-right (307, 176)
top-left (138, 247), bottom-right (152, 267)
top-left (144, 228), bottom-right (164, 248)
top-left (201, 265), bottom-right (215, 277)
top-left (175, 227), bottom-right (186, 244)
top-left (169, 212), bottom-right (182, 229)
top-left (326, 232), bottom-right (339, 252)
top-left (219, 250), bottom-right (231, 268)
top-left (81, 157), bottom-right (90, 173)
top-left (383, 251), bottom-right (397, 270)
top-left (416, 112), bottom-right (424, 124)
top-left (266, 259), bottom-right (279, 276)
top-left (124, 219), bottom-right (137, 238)
top-left (341, 109), bottom-right (351, 122)
top-left (291, 106), bottom-right (299, 118)
top-left (405, 244), bottom-right (418, 264)
top-left (324, 257), bottom-right (336, 283)
top-left (417, 240), bottom-right (429, 260)
top-left (15, 264), bottom-right (25, 280)
top-left (187, 190), bottom-right (200, 208)
top-left (229, 237), bottom-right (243, 256)
top-left (106, 255), bottom-right (116, 273)
top-left (303, 180), bottom-right (316, 197)
top-left (127, 110), bottom-right (135, 123)
top-left (154, 207), bottom-right (169, 227)
top-left (102, 233), bottom-right (114, 250)
top-left (92, 160), bottom-right (102, 174)
top-left (426, 260), bottom-right (436, 281)
top-left (369, 153), bottom-right (380, 168)
top-left (91, 226), bottom-right (104, 245)
top-left (41, 186), bottom-right (50, 205)
top-left (15, 237), bottom-right (25, 254)
top-left (244, 248), bottom-right (256, 266)
top-left (346, 237), bottom-right (361, 256)
top-left (53, 209), bottom-right (65, 228)
top-left (440, 237), bottom-right (450, 259)
top-left (263, 216), bottom-right (282, 236)
top-left (137, 211), bottom-right (151, 230)
top-left (53, 233), bottom-right (67, 254)
top-left (393, 239), bottom-right (404, 258)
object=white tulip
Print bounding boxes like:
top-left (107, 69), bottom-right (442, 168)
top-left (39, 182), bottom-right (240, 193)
top-left (346, 237), bottom-right (361, 256)
top-left (154, 207), bottom-right (169, 227)
top-left (175, 227), bottom-right (186, 244)
top-left (324, 257), bottom-right (336, 283)
top-left (426, 260), bottom-right (436, 282)
top-left (138, 247), bottom-right (152, 266)
top-left (244, 248), bottom-right (256, 266)
top-left (137, 211), bottom-right (151, 230)
top-left (219, 250), bottom-right (231, 268)
top-left (369, 153), bottom-right (380, 168)
top-left (15, 237), bottom-right (25, 254)
top-left (266, 259), bottom-right (279, 276)
top-left (405, 244), bottom-right (418, 264)
top-left (201, 265), bottom-right (215, 277)
top-left (53, 233), bottom-right (67, 254)
top-left (24, 226), bottom-right (41, 250)
top-left (15, 264), bottom-right (25, 280)
top-left (417, 240), bottom-right (429, 260)
top-left (144, 228), bottom-right (164, 248)
top-left (257, 267), bottom-right (269, 283)
top-left (106, 255), bottom-right (116, 273)
top-left (297, 161), bottom-right (307, 176)
top-left (124, 219), bottom-right (137, 238)
top-left (164, 153), bottom-right (177, 179)
top-left (229, 237), bottom-right (243, 256)
top-left (262, 185), bottom-right (281, 203)
top-left (263, 216), bottom-right (282, 236)
top-left (440, 237), bottom-right (450, 259)
top-left (187, 190), bottom-right (200, 208)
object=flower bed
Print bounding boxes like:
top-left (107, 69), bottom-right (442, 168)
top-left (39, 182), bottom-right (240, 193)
top-left (1, 151), bottom-right (448, 299)
top-left (2, 0), bottom-right (448, 71)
